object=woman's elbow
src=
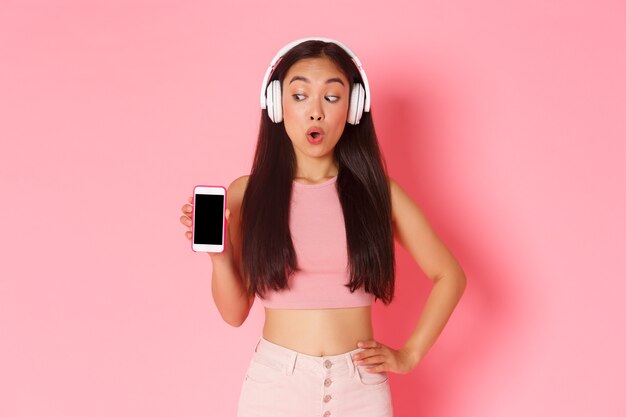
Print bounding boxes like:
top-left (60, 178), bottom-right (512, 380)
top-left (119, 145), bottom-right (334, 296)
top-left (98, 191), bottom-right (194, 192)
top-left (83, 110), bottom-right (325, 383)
top-left (459, 270), bottom-right (467, 293)
top-left (435, 265), bottom-right (467, 295)
top-left (223, 316), bottom-right (245, 327)
top-left (451, 267), bottom-right (467, 296)
top-left (219, 299), bottom-right (252, 327)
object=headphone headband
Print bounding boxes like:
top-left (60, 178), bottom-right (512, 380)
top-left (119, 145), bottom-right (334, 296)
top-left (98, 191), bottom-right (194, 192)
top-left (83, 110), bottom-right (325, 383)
top-left (260, 37), bottom-right (371, 113)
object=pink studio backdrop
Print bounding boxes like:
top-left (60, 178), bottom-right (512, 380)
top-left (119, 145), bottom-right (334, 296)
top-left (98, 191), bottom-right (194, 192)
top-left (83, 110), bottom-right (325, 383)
top-left (1, 1), bottom-right (625, 416)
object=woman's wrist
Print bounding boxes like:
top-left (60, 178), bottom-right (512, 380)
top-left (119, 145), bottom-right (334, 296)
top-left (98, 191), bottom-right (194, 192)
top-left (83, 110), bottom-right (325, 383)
top-left (208, 250), bottom-right (235, 270)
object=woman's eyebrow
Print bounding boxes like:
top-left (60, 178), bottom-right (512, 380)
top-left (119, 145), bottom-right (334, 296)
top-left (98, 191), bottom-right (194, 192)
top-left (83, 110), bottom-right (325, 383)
top-left (288, 76), bottom-right (345, 86)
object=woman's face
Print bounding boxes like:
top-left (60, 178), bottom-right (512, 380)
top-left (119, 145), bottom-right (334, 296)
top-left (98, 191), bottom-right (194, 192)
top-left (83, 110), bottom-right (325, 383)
top-left (282, 57), bottom-right (350, 164)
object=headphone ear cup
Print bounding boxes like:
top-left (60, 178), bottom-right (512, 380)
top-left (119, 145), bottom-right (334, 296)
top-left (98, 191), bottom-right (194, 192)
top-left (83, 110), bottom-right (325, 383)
top-left (265, 80), bottom-right (283, 123)
top-left (347, 82), bottom-right (365, 125)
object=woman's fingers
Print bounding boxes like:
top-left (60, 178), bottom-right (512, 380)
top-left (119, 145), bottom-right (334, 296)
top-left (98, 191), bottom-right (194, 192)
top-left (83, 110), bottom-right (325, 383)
top-left (355, 354), bottom-right (386, 366)
top-left (181, 196), bottom-right (193, 240)
top-left (181, 195), bottom-right (228, 242)
top-left (357, 340), bottom-right (380, 349)
top-left (354, 340), bottom-right (382, 358)
top-left (351, 339), bottom-right (419, 374)
top-left (181, 196), bottom-right (193, 216)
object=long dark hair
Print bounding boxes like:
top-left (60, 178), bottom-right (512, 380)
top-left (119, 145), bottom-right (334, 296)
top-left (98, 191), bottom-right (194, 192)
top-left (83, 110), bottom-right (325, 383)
top-left (241, 40), bottom-right (395, 304)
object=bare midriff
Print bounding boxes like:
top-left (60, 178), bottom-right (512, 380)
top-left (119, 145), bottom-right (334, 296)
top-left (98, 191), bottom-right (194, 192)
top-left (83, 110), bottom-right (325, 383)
top-left (262, 306), bottom-right (373, 356)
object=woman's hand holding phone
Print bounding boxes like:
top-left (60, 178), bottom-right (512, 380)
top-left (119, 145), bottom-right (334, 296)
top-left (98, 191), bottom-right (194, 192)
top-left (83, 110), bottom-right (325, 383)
top-left (180, 195), bottom-right (231, 259)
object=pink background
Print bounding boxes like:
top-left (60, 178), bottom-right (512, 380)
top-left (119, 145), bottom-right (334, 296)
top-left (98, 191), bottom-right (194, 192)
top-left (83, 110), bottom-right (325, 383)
top-left (1, 1), bottom-right (625, 416)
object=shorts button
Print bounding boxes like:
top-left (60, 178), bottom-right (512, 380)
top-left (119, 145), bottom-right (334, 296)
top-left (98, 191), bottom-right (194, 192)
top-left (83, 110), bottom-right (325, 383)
top-left (323, 394), bottom-right (332, 403)
top-left (324, 378), bottom-right (332, 387)
top-left (324, 360), bottom-right (332, 369)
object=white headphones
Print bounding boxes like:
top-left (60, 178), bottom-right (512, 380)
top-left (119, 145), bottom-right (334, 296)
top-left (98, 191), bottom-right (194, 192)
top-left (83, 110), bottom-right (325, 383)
top-left (260, 37), bottom-right (371, 125)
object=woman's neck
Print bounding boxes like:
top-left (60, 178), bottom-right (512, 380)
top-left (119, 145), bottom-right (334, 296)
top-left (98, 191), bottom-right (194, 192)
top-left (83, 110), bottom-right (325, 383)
top-left (294, 158), bottom-right (339, 183)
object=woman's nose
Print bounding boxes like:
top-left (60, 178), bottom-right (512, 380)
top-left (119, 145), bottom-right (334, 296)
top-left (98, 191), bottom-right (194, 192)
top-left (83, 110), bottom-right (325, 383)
top-left (309, 101), bottom-right (324, 121)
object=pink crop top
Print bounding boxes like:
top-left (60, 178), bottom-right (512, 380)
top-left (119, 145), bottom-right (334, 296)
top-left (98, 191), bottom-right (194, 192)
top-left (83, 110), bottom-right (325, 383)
top-left (259, 176), bottom-right (375, 309)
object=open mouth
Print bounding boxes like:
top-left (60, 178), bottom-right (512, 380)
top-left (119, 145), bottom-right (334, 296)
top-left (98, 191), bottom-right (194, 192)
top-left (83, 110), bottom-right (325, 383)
top-left (306, 127), bottom-right (325, 143)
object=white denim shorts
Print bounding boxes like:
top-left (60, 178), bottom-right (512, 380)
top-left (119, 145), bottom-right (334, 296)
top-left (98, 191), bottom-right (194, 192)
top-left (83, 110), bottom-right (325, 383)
top-left (237, 337), bottom-right (393, 417)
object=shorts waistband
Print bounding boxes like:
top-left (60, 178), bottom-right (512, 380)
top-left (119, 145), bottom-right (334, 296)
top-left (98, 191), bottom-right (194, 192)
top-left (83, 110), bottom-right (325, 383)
top-left (253, 337), bottom-right (364, 377)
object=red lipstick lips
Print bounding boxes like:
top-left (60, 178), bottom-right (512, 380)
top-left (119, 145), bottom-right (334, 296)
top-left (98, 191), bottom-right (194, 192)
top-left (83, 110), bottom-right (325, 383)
top-left (306, 127), bottom-right (325, 145)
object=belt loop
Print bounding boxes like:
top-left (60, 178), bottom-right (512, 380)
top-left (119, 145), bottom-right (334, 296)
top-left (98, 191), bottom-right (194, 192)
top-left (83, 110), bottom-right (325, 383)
top-left (286, 351), bottom-right (297, 376)
top-left (254, 337), bottom-right (262, 353)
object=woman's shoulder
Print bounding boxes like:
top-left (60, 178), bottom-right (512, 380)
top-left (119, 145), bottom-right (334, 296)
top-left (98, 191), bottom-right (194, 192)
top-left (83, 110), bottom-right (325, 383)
top-left (226, 175), bottom-right (250, 210)
top-left (228, 175), bottom-right (250, 193)
top-left (386, 175), bottom-right (401, 197)
top-left (386, 176), bottom-right (417, 221)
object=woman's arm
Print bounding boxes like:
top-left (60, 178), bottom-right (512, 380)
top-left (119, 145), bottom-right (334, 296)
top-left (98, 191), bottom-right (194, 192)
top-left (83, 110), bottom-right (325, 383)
top-left (353, 177), bottom-right (466, 373)
top-left (209, 175), bottom-right (255, 327)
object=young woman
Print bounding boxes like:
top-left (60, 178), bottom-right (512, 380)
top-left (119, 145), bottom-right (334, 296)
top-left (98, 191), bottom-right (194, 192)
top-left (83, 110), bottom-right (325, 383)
top-left (179, 38), bottom-right (466, 417)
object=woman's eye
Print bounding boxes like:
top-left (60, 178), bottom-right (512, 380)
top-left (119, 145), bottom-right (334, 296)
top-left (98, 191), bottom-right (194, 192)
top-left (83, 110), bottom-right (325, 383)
top-left (325, 96), bottom-right (340, 103)
top-left (292, 94), bottom-right (306, 101)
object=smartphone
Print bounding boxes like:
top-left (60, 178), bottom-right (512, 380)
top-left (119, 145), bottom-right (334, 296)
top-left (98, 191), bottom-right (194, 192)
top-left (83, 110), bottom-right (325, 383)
top-left (192, 185), bottom-right (226, 253)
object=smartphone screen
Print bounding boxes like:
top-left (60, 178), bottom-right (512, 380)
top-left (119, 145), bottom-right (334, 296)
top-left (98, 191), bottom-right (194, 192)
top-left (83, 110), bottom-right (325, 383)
top-left (193, 194), bottom-right (224, 246)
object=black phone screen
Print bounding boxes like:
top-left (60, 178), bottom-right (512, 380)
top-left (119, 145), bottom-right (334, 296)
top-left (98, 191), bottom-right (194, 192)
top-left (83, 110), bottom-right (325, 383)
top-left (193, 194), bottom-right (224, 245)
